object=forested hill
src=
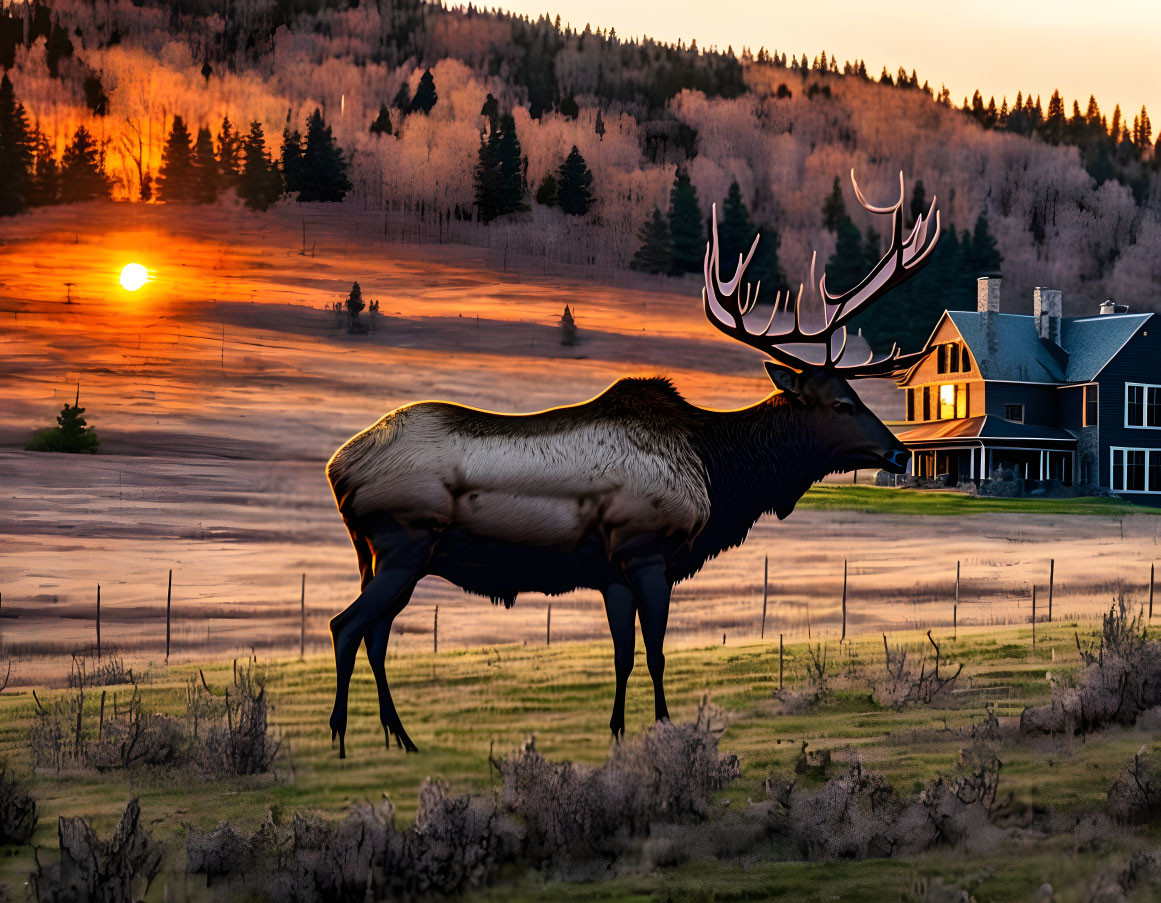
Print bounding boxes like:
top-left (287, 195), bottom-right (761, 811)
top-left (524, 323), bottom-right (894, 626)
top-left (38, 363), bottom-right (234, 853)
top-left (1, 0), bottom-right (1159, 349)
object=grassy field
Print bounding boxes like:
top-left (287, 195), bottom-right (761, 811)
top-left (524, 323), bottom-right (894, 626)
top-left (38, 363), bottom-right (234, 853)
top-left (1, 616), bottom-right (1157, 901)
top-left (800, 484), bottom-right (1161, 517)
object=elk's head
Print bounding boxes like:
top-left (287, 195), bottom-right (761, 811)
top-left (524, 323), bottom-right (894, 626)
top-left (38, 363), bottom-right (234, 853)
top-left (703, 171), bottom-right (939, 478)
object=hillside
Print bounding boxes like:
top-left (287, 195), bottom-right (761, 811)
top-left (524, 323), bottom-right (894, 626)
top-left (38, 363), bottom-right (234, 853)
top-left (2, 0), bottom-right (1159, 341)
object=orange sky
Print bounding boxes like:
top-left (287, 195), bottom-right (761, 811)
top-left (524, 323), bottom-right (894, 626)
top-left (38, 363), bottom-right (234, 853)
top-left (496, 0), bottom-right (1159, 131)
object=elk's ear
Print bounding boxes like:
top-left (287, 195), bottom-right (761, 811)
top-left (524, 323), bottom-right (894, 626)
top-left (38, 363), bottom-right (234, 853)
top-left (764, 362), bottom-right (803, 402)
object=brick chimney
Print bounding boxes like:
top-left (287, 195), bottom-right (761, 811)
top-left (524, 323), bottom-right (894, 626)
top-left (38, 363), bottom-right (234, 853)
top-left (977, 275), bottom-right (1001, 313)
top-left (1033, 287), bottom-right (1062, 343)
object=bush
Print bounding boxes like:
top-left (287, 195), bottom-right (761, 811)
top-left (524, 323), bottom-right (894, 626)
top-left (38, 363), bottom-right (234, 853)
top-left (33, 799), bottom-right (162, 903)
top-left (874, 632), bottom-right (962, 707)
top-left (1108, 744), bottom-right (1161, 822)
top-left (0, 763), bottom-right (37, 845)
top-left (25, 393), bottom-right (99, 454)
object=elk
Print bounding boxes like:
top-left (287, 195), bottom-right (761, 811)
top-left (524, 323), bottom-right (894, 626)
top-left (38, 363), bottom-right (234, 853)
top-left (325, 171), bottom-right (939, 756)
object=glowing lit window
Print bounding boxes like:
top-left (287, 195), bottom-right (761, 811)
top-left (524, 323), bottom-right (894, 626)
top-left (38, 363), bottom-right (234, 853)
top-left (939, 384), bottom-right (956, 420)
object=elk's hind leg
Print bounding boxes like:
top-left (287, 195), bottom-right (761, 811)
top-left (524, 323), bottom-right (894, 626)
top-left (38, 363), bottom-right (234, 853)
top-left (626, 556), bottom-right (671, 723)
top-left (603, 583), bottom-right (635, 739)
top-left (330, 523), bottom-right (429, 758)
top-left (364, 587), bottom-right (419, 752)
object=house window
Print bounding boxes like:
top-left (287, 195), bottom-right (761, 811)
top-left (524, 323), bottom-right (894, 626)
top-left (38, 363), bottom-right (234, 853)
top-left (1084, 384), bottom-right (1099, 427)
top-left (922, 386), bottom-right (931, 420)
top-left (1004, 404), bottom-right (1024, 423)
top-left (1111, 448), bottom-right (1161, 492)
top-left (961, 349), bottom-right (971, 373)
top-left (906, 389), bottom-right (915, 421)
top-left (937, 345), bottom-right (946, 374)
top-left (949, 345), bottom-right (960, 373)
top-left (957, 383), bottom-right (969, 419)
top-left (1125, 383), bottom-right (1161, 428)
top-left (939, 384), bottom-right (956, 420)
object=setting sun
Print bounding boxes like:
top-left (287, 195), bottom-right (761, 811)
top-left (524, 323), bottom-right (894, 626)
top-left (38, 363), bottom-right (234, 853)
top-left (119, 262), bottom-right (148, 292)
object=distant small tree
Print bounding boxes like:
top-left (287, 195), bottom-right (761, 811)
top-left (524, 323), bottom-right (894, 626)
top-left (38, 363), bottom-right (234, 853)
top-left (238, 121), bottom-right (282, 211)
top-left (297, 109), bottom-right (350, 203)
top-left (496, 113), bottom-right (525, 214)
top-left (967, 212), bottom-right (1002, 273)
top-left (0, 74), bottom-right (34, 215)
top-left (158, 115), bottom-right (195, 202)
top-left (667, 167), bottom-right (703, 273)
top-left (556, 146), bottom-right (593, 216)
top-left (215, 117), bottom-right (241, 184)
top-left (45, 22), bottom-right (73, 78)
top-left (479, 93), bottom-right (499, 126)
top-left (824, 215), bottom-right (868, 294)
top-left (534, 172), bottom-right (557, 206)
top-left (368, 298), bottom-right (380, 331)
top-left (82, 73), bottom-right (108, 116)
top-left (191, 126), bottom-right (218, 203)
top-left (821, 175), bottom-right (846, 232)
top-left (409, 69), bottom-right (437, 115)
top-left (29, 128), bottom-right (58, 206)
top-left (280, 128), bottom-right (303, 196)
top-left (369, 105), bottom-right (393, 136)
top-left (345, 281), bottom-right (365, 332)
top-left (26, 387), bottom-right (99, 453)
top-left (59, 126), bottom-right (111, 202)
top-left (630, 207), bottom-right (672, 275)
top-left (594, 108), bottom-right (605, 140)
top-left (908, 179), bottom-right (927, 227)
top-left (139, 171), bottom-right (153, 202)
top-left (474, 123), bottom-right (500, 222)
top-left (558, 94), bottom-right (579, 120)
top-left (559, 304), bottom-right (577, 346)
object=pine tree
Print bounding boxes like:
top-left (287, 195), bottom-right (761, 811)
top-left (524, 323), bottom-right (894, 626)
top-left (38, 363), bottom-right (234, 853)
top-left (280, 129), bottom-right (303, 196)
top-left (158, 115), bottom-right (195, 202)
top-left (29, 128), bottom-right (58, 206)
top-left (594, 108), bottom-right (605, 141)
top-left (667, 167), bottom-right (703, 272)
top-left (496, 113), bottom-right (524, 215)
top-left (534, 172), bottom-right (557, 207)
top-left (345, 281), bottom-right (365, 332)
top-left (191, 126), bottom-right (218, 203)
top-left (369, 104), bottom-right (393, 136)
top-left (45, 22), bottom-right (73, 78)
top-left (26, 386), bottom-right (99, 453)
top-left (1042, 90), bottom-right (1066, 144)
top-left (909, 179), bottom-right (927, 226)
top-left (824, 215), bottom-right (868, 294)
top-left (967, 212), bottom-right (1002, 273)
top-left (82, 73), bottom-right (108, 116)
top-left (556, 145), bottom-right (594, 216)
top-left (297, 110), bottom-right (350, 203)
top-left (238, 121), bottom-right (282, 211)
top-left (474, 123), bottom-right (500, 222)
top-left (821, 175), bottom-right (846, 231)
top-left (630, 206), bottom-right (672, 274)
top-left (59, 126), bottom-right (111, 202)
top-left (216, 117), bottom-right (241, 185)
top-left (0, 73), bottom-right (32, 215)
top-left (409, 69), bottom-right (438, 115)
top-left (559, 304), bottom-right (577, 346)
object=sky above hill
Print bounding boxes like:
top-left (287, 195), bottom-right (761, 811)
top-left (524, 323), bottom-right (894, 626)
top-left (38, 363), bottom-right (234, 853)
top-left (498, 0), bottom-right (1159, 129)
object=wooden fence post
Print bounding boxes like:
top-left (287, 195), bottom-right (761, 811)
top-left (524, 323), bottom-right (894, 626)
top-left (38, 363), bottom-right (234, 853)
top-left (1032, 586), bottom-right (1037, 651)
top-left (1048, 559), bottom-right (1054, 622)
top-left (760, 555), bottom-right (768, 640)
top-left (547, 604), bottom-right (551, 647)
top-left (96, 584), bottom-right (101, 661)
top-left (433, 605), bottom-right (438, 655)
top-left (779, 634), bottom-right (784, 691)
top-left (1150, 563), bottom-right (1155, 619)
top-left (165, 569), bottom-right (172, 663)
top-left (300, 574), bottom-right (306, 659)
top-left (841, 559), bottom-right (848, 642)
top-left (954, 560), bottom-right (960, 641)
top-left (807, 601), bottom-right (811, 640)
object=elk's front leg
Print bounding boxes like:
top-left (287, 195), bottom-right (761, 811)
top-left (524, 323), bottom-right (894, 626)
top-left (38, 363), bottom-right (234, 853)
top-left (603, 583), bottom-right (635, 738)
top-left (626, 555), bottom-right (671, 722)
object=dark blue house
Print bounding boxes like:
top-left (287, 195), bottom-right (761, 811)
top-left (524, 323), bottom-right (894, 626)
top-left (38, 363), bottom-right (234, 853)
top-left (894, 276), bottom-right (1161, 502)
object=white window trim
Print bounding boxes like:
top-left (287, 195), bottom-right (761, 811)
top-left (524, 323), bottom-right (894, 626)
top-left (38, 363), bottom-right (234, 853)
top-left (1109, 446), bottom-right (1161, 493)
top-left (1124, 382), bottom-right (1161, 430)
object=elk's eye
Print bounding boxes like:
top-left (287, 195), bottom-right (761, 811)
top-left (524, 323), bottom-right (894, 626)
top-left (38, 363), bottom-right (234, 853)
top-left (832, 401), bottom-right (855, 415)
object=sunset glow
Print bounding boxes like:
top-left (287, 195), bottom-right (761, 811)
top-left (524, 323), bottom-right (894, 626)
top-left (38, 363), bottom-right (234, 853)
top-left (119, 263), bottom-right (148, 292)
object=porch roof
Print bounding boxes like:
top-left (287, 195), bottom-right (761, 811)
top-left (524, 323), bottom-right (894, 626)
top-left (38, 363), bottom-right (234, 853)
top-left (897, 415), bottom-right (1076, 444)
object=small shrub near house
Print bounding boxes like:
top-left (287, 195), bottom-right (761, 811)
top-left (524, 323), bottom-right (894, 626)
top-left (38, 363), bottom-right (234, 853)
top-left (26, 389), bottom-right (99, 453)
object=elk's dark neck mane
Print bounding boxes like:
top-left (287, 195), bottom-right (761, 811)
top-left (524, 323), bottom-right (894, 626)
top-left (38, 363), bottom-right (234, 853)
top-left (672, 394), bottom-right (824, 584)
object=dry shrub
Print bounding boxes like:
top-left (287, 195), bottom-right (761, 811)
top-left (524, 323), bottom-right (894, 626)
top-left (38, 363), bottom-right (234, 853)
top-left (902, 875), bottom-right (978, 903)
top-left (0, 763), bottom-right (38, 845)
top-left (33, 798), bottom-right (162, 903)
top-left (1107, 744), bottom-right (1161, 822)
top-left (1022, 599), bottom-right (1161, 737)
top-left (67, 653), bottom-right (132, 689)
top-left (1083, 848), bottom-right (1161, 903)
top-left (874, 632), bottom-right (962, 708)
top-left (193, 660), bottom-right (280, 776)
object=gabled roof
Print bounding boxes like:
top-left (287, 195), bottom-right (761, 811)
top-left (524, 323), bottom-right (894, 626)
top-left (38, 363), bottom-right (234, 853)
top-left (933, 310), bottom-right (1151, 386)
top-left (897, 415), bottom-right (1077, 444)
top-left (1060, 313), bottom-right (1152, 382)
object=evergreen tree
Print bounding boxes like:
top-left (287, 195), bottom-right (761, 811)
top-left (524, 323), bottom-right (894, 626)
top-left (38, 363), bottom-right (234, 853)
top-left (556, 145), bottom-right (594, 216)
top-left (82, 73), bottom-right (108, 116)
top-left (667, 167), bottom-right (703, 272)
top-left (45, 22), bottom-right (73, 78)
top-left (369, 104), bottom-right (393, 136)
top-left (474, 122), bottom-right (501, 222)
top-left (479, 93), bottom-right (499, 126)
top-left (345, 281), bottom-right (365, 332)
top-left (594, 108), bottom-right (605, 141)
top-left (238, 121), bottom-right (282, 211)
top-left (140, 171), bottom-right (153, 202)
top-left (967, 212), bottom-right (1002, 273)
top-left (496, 113), bottom-right (525, 214)
top-left (824, 215), bottom-right (869, 294)
top-left (26, 386), bottom-right (99, 453)
top-left (409, 69), bottom-right (438, 115)
top-left (1042, 90), bottom-right (1066, 144)
top-left (215, 117), bottom-right (241, 184)
top-left (29, 128), bottom-right (58, 206)
top-left (191, 126), bottom-right (218, 203)
top-left (630, 206), bottom-right (672, 274)
top-left (534, 172), bottom-right (557, 206)
top-left (158, 115), bottom-right (195, 202)
top-left (821, 175), bottom-right (846, 231)
top-left (558, 94), bottom-right (579, 119)
top-left (559, 304), bottom-right (577, 346)
top-left (59, 126), bottom-right (111, 202)
top-left (297, 109), bottom-right (350, 203)
top-left (909, 179), bottom-right (927, 226)
top-left (280, 129), bottom-right (303, 196)
top-left (0, 73), bottom-right (32, 215)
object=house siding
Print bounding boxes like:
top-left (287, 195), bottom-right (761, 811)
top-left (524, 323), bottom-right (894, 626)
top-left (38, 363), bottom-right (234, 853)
top-left (1094, 321), bottom-right (1161, 494)
top-left (983, 383), bottom-right (1058, 426)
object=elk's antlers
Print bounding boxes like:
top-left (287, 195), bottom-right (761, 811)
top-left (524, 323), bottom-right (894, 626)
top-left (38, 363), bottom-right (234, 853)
top-left (703, 170), bottom-right (939, 377)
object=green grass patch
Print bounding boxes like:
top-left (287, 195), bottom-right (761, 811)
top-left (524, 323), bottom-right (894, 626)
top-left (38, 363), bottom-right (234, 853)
top-left (799, 484), bottom-right (1158, 516)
